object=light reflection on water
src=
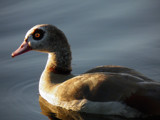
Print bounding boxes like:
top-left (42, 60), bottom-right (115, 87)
top-left (0, 0), bottom-right (160, 120)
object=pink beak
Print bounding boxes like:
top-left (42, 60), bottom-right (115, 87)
top-left (11, 41), bottom-right (32, 58)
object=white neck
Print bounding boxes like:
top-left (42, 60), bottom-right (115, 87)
top-left (39, 53), bottom-right (73, 94)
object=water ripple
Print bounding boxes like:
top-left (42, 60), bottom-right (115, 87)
top-left (4, 79), bottom-right (40, 114)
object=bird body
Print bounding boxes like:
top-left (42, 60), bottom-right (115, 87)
top-left (12, 24), bottom-right (160, 118)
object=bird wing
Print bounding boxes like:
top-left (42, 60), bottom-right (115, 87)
top-left (124, 82), bottom-right (160, 115)
top-left (85, 65), bottom-right (153, 82)
top-left (56, 72), bottom-right (143, 102)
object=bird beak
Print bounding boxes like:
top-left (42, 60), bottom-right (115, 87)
top-left (11, 40), bottom-right (32, 58)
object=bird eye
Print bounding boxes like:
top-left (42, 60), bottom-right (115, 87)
top-left (33, 29), bottom-right (45, 40)
top-left (35, 33), bottom-right (41, 38)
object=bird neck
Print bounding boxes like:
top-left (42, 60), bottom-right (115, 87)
top-left (45, 52), bottom-right (72, 74)
top-left (39, 52), bottom-right (73, 93)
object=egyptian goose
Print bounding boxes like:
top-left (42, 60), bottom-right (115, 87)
top-left (12, 24), bottom-right (160, 118)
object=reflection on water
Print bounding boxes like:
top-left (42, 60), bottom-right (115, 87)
top-left (39, 96), bottom-right (160, 120)
top-left (1, 0), bottom-right (160, 120)
top-left (39, 96), bottom-right (127, 120)
top-left (39, 96), bottom-right (85, 120)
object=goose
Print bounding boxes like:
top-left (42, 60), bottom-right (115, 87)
top-left (12, 24), bottom-right (160, 118)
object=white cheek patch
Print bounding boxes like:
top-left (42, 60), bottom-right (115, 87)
top-left (27, 36), bottom-right (34, 42)
top-left (25, 28), bottom-right (47, 50)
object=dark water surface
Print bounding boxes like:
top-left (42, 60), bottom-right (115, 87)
top-left (0, 0), bottom-right (160, 120)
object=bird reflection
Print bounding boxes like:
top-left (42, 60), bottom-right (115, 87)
top-left (39, 95), bottom-right (159, 120)
top-left (39, 95), bottom-right (130, 120)
top-left (39, 95), bottom-right (84, 120)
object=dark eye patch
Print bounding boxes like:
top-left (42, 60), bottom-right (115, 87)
top-left (32, 29), bottom-right (45, 40)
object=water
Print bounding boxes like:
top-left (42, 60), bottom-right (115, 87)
top-left (0, 0), bottom-right (160, 120)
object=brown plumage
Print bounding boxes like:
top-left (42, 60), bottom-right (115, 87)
top-left (12, 24), bottom-right (160, 118)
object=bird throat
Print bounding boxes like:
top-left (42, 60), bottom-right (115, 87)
top-left (48, 66), bottom-right (71, 75)
top-left (46, 53), bottom-right (72, 75)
